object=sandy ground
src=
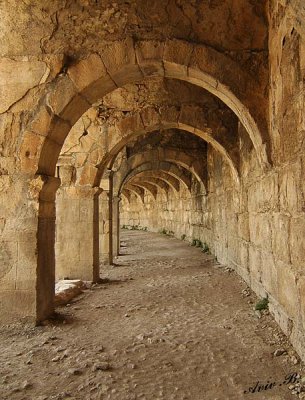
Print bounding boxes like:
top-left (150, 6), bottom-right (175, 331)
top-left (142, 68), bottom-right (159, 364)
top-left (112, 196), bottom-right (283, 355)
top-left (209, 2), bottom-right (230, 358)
top-left (0, 230), bottom-right (303, 400)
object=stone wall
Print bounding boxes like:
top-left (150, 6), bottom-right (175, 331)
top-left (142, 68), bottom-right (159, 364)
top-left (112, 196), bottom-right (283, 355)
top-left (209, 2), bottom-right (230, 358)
top-left (266, 0), bottom-right (305, 357)
top-left (1, 0), bottom-right (305, 363)
top-left (120, 90), bottom-right (305, 361)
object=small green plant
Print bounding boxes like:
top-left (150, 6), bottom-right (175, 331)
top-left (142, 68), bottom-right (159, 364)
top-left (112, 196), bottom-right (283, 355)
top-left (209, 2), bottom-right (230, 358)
top-left (191, 239), bottom-right (203, 247)
top-left (181, 234), bottom-right (186, 241)
top-left (202, 242), bottom-right (210, 253)
top-left (168, 230), bottom-right (174, 236)
top-left (190, 239), bottom-right (210, 253)
top-left (159, 228), bottom-right (168, 235)
top-left (255, 297), bottom-right (269, 311)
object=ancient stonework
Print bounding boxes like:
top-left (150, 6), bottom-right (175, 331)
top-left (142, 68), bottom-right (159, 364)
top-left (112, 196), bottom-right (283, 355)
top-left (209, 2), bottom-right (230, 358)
top-left (1, 0), bottom-right (305, 367)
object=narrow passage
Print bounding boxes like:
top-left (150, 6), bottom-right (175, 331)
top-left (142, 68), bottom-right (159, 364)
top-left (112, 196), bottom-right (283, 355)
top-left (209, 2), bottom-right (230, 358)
top-left (0, 231), bottom-right (300, 400)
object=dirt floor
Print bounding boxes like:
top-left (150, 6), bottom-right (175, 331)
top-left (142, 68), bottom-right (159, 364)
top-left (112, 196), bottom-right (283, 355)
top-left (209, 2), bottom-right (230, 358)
top-left (0, 230), bottom-right (304, 400)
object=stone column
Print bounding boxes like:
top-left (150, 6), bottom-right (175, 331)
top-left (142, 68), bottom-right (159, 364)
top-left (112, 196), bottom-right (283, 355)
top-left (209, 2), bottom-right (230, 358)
top-left (37, 176), bottom-right (61, 322)
top-left (117, 197), bottom-right (122, 255)
top-left (99, 191), bottom-right (110, 264)
top-left (0, 174), bottom-right (60, 323)
top-left (56, 185), bottom-right (100, 282)
top-left (93, 188), bottom-right (103, 282)
top-left (112, 196), bottom-right (121, 257)
top-left (108, 172), bottom-right (114, 265)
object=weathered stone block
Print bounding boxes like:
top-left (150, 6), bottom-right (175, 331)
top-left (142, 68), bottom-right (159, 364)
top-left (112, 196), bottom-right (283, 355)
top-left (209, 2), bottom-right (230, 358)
top-left (0, 290), bottom-right (36, 321)
top-left (79, 201), bottom-right (94, 222)
top-left (260, 251), bottom-right (278, 297)
top-left (277, 261), bottom-right (298, 317)
top-left (56, 197), bottom-right (79, 223)
top-left (135, 41), bottom-right (164, 77)
top-left (163, 39), bottom-right (193, 79)
top-left (279, 163), bottom-right (300, 213)
top-left (78, 164), bottom-right (98, 186)
top-left (296, 276), bottom-right (305, 331)
top-left (0, 58), bottom-right (47, 113)
top-left (248, 173), bottom-right (279, 212)
top-left (79, 239), bottom-right (93, 262)
top-left (249, 213), bottom-right (272, 251)
top-left (248, 245), bottom-right (262, 283)
top-left (290, 217), bottom-right (305, 267)
top-left (101, 39), bottom-right (143, 86)
top-left (238, 212), bottom-right (250, 241)
top-left (20, 131), bottom-right (44, 174)
top-left (272, 213), bottom-right (290, 263)
top-left (0, 241), bottom-right (17, 285)
top-left (68, 54), bottom-right (107, 92)
top-left (116, 113), bottom-right (144, 139)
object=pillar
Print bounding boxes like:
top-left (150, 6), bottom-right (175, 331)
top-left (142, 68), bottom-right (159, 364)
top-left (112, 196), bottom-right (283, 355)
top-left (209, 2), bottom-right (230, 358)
top-left (56, 185), bottom-right (101, 282)
top-left (99, 191), bottom-right (110, 263)
top-left (0, 174), bottom-right (60, 323)
top-left (108, 172), bottom-right (114, 265)
top-left (93, 188), bottom-right (103, 282)
top-left (113, 195), bottom-right (121, 257)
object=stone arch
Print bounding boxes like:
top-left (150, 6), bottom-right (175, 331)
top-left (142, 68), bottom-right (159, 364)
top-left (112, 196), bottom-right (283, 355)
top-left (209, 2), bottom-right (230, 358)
top-left (121, 189), bottom-right (131, 203)
top-left (128, 171), bottom-right (180, 194)
top-left (22, 38), bottom-right (268, 321)
top-left (127, 182), bottom-right (158, 200)
top-left (115, 161), bottom-right (193, 198)
top-left (128, 176), bottom-right (171, 195)
top-left (124, 184), bottom-right (145, 204)
top-left (95, 105), bottom-right (239, 187)
top-left (122, 148), bottom-right (207, 189)
top-left (25, 38), bottom-right (269, 182)
top-left (113, 150), bottom-right (204, 196)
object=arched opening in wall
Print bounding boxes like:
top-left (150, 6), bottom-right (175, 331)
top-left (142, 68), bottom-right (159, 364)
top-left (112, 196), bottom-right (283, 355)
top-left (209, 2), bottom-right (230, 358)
top-left (107, 126), bottom-right (239, 267)
top-left (119, 165), bottom-right (197, 239)
top-left (97, 126), bottom-right (214, 266)
top-left (29, 41), bottom-right (267, 322)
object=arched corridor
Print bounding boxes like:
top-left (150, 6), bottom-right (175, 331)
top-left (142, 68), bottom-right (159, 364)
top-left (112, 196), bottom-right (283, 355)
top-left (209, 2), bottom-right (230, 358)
top-left (1, 1), bottom-right (305, 398)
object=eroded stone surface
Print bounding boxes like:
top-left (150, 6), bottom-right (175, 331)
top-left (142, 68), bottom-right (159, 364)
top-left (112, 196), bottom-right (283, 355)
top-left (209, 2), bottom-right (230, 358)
top-left (1, 0), bottom-right (305, 373)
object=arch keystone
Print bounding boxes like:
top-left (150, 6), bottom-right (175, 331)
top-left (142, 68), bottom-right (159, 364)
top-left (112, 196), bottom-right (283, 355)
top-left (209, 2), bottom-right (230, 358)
top-left (116, 112), bottom-right (145, 138)
top-left (68, 54), bottom-right (109, 93)
top-left (159, 106), bottom-right (180, 125)
top-left (135, 40), bottom-right (165, 77)
top-left (100, 38), bottom-right (143, 86)
top-left (163, 39), bottom-right (194, 79)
